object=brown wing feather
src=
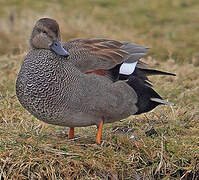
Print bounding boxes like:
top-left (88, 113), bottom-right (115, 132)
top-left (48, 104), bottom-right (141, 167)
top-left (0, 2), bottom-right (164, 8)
top-left (64, 38), bottom-right (149, 73)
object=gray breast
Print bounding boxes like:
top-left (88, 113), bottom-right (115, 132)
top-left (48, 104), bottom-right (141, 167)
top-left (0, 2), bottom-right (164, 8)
top-left (16, 49), bottom-right (71, 124)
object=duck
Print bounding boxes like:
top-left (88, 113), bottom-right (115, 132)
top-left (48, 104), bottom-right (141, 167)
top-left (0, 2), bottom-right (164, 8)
top-left (16, 18), bottom-right (175, 144)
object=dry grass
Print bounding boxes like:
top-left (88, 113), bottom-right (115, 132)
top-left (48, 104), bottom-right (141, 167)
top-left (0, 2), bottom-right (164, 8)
top-left (0, 0), bottom-right (199, 179)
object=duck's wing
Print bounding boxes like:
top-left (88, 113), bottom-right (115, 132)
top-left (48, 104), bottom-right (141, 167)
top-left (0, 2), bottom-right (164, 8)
top-left (63, 38), bottom-right (149, 73)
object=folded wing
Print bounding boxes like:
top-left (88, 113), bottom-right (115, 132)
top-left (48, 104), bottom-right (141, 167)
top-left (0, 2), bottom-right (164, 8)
top-left (64, 38), bottom-right (149, 73)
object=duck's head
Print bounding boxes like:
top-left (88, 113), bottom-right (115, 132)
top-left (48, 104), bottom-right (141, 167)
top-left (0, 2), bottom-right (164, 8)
top-left (30, 18), bottom-right (69, 57)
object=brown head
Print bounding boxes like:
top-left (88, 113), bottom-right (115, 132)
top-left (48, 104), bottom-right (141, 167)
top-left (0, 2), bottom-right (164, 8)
top-left (30, 18), bottom-right (69, 56)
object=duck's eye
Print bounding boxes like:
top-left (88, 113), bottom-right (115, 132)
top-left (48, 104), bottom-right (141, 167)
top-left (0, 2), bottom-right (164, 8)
top-left (42, 30), bottom-right (47, 34)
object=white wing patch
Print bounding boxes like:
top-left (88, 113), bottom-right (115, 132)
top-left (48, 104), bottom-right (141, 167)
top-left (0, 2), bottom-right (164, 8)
top-left (119, 61), bottom-right (138, 75)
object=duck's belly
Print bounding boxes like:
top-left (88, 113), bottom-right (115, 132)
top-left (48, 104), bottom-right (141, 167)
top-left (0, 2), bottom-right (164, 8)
top-left (34, 111), bottom-right (102, 127)
top-left (37, 110), bottom-right (124, 128)
top-left (58, 111), bottom-right (127, 127)
top-left (59, 112), bottom-right (103, 127)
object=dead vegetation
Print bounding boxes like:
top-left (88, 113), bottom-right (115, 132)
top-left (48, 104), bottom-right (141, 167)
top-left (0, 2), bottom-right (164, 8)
top-left (0, 0), bottom-right (199, 179)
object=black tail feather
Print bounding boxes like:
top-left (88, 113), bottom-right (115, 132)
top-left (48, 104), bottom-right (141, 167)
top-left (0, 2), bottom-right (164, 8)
top-left (108, 62), bottom-right (174, 114)
top-left (108, 64), bottom-right (175, 82)
top-left (139, 69), bottom-right (176, 76)
top-left (126, 76), bottom-right (163, 115)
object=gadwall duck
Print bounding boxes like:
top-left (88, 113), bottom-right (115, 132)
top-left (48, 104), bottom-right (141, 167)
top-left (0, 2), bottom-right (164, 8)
top-left (16, 18), bottom-right (175, 144)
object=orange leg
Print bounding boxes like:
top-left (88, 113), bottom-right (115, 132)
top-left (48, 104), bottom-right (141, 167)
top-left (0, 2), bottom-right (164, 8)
top-left (68, 127), bottom-right (74, 139)
top-left (96, 121), bottom-right (104, 144)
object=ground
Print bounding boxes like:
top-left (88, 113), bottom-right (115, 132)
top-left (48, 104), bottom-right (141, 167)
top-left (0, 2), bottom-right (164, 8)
top-left (0, 0), bottom-right (199, 179)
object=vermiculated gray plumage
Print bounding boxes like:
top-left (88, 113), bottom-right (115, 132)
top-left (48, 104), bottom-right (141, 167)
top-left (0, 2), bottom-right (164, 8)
top-left (16, 18), bottom-right (175, 133)
top-left (16, 49), bottom-right (139, 127)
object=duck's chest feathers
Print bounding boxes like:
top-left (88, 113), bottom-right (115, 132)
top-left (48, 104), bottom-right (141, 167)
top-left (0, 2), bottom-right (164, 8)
top-left (16, 50), bottom-right (69, 121)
